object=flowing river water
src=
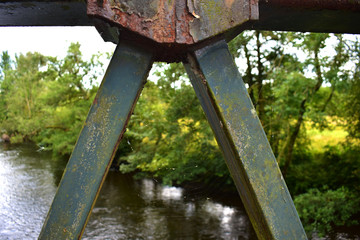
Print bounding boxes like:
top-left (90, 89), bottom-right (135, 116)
top-left (0, 143), bottom-right (257, 239)
top-left (1, 143), bottom-right (359, 239)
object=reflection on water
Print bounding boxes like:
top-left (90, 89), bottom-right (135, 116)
top-left (0, 143), bottom-right (66, 239)
top-left (0, 143), bottom-right (256, 239)
top-left (1, 143), bottom-right (359, 239)
top-left (83, 172), bottom-right (256, 239)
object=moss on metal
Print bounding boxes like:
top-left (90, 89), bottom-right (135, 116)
top-left (185, 41), bottom-right (307, 239)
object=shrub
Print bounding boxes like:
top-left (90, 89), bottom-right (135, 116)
top-left (294, 187), bottom-right (360, 237)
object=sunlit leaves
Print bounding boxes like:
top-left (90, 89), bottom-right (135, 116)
top-left (119, 64), bottom-right (229, 186)
top-left (0, 43), bottom-right (102, 154)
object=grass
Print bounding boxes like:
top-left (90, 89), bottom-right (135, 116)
top-left (306, 118), bottom-right (348, 153)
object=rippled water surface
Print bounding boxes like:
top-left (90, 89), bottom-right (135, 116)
top-left (1, 143), bottom-right (359, 239)
top-left (0, 144), bottom-right (62, 239)
top-left (0, 143), bottom-right (256, 239)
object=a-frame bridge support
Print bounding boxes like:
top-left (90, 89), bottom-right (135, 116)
top-left (1, 0), bottom-right (359, 239)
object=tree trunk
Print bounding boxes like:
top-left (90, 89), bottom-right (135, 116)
top-left (255, 31), bottom-right (265, 122)
top-left (282, 99), bottom-right (306, 176)
top-left (281, 43), bottom-right (323, 177)
top-left (243, 42), bottom-right (256, 104)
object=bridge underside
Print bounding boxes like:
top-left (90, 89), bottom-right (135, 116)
top-left (2, 1), bottom-right (359, 239)
top-left (0, 1), bottom-right (91, 26)
top-left (1, 0), bottom-right (360, 34)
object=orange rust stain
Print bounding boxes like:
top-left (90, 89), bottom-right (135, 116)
top-left (151, 0), bottom-right (176, 43)
top-left (225, 0), bottom-right (235, 8)
top-left (174, 0), bottom-right (195, 44)
top-left (87, 0), bottom-right (195, 44)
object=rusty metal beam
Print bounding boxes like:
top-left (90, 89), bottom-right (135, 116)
top-left (89, 0), bottom-right (360, 62)
top-left (87, 0), bottom-right (258, 45)
top-left (0, 1), bottom-right (92, 26)
top-left (87, 0), bottom-right (258, 62)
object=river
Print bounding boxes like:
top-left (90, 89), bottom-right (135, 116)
top-left (1, 143), bottom-right (359, 240)
top-left (0, 143), bottom-right (257, 239)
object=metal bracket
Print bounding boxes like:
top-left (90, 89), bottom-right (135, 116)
top-left (87, 0), bottom-right (259, 62)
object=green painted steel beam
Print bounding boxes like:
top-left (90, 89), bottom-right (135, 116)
top-left (184, 41), bottom-right (307, 240)
top-left (39, 41), bottom-right (153, 239)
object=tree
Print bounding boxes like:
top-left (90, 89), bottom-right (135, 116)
top-left (38, 43), bottom-right (102, 155)
top-left (230, 32), bottom-right (351, 175)
top-left (119, 63), bottom-right (230, 186)
top-left (0, 43), bottom-right (103, 154)
top-left (344, 37), bottom-right (360, 141)
top-left (0, 51), bottom-right (48, 142)
top-left (0, 51), bottom-right (12, 122)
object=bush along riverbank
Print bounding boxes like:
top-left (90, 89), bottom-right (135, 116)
top-left (1, 32), bottom-right (360, 238)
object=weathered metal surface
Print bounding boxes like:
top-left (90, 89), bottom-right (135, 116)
top-left (1, 0), bottom-right (360, 37)
top-left (88, 0), bottom-right (177, 44)
top-left (0, 1), bottom-right (92, 26)
top-left (88, 0), bottom-right (360, 62)
top-left (186, 0), bottom-right (258, 42)
top-left (184, 41), bottom-right (307, 240)
top-left (250, 0), bottom-right (360, 34)
top-left (262, 0), bottom-right (360, 11)
top-left (87, 0), bottom-right (257, 45)
top-left (39, 41), bottom-right (153, 239)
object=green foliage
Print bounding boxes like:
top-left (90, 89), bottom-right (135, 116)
top-left (228, 32), bottom-right (360, 235)
top-left (0, 43), bottom-right (102, 156)
top-left (286, 145), bottom-right (360, 196)
top-left (294, 187), bottom-right (360, 237)
top-left (344, 38), bottom-right (360, 141)
top-left (286, 145), bottom-right (360, 235)
top-left (1, 33), bottom-right (360, 236)
top-left (272, 72), bottom-right (315, 119)
top-left (120, 63), bottom-right (231, 186)
top-left (0, 52), bottom-right (48, 141)
top-left (37, 43), bottom-right (100, 156)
